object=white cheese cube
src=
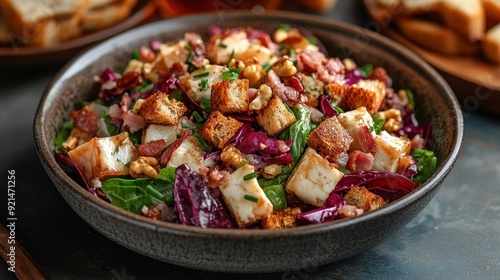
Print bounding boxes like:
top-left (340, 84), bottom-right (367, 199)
top-left (207, 30), bottom-right (250, 65)
top-left (166, 135), bottom-right (215, 172)
top-left (180, 64), bottom-right (227, 102)
top-left (219, 164), bottom-right (273, 228)
top-left (67, 132), bottom-right (138, 186)
top-left (286, 147), bottom-right (344, 207)
top-left (372, 131), bottom-right (411, 172)
top-left (142, 124), bottom-right (177, 146)
top-left (337, 106), bottom-right (375, 151)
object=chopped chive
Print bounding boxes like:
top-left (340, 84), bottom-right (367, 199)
top-left (222, 71), bottom-right (238, 80)
top-left (186, 51), bottom-right (194, 64)
top-left (306, 36), bottom-right (317, 46)
top-left (284, 103), bottom-right (294, 114)
top-left (200, 78), bottom-right (209, 91)
top-left (192, 111), bottom-right (204, 122)
top-left (184, 45), bottom-right (191, 50)
top-left (201, 65), bottom-right (206, 71)
top-left (262, 62), bottom-right (272, 71)
top-left (181, 123), bottom-right (199, 131)
top-left (237, 160), bottom-right (248, 170)
top-left (229, 67), bottom-right (240, 73)
top-left (193, 72), bottom-right (209, 79)
top-left (132, 49), bottom-right (140, 60)
top-left (219, 42), bottom-right (228, 48)
top-left (277, 23), bottom-right (291, 31)
top-left (244, 194), bottom-right (259, 203)
top-left (289, 48), bottom-right (295, 58)
top-left (227, 49), bottom-right (235, 67)
top-left (145, 185), bottom-right (164, 200)
top-left (279, 44), bottom-right (286, 51)
top-left (194, 132), bottom-right (211, 152)
top-left (243, 172), bottom-right (257, 181)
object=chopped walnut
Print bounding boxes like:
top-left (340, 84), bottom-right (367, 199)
top-left (342, 58), bottom-right (357, 71)
top-left (249, 84), bottom-right (272, 110)
top-left (394, 89), bottom-right (410, 107)
top-left (123, 59), bottom-right (144, 74)
top-left (220, 145), bottom-right (245, 168)
top-left (374, 108), bottom-right (403, 133)
top-left (228, 58), bottom-right (246, 73)
top-left (243, 64), bottom-right (266, 87)
top-left (129, 156), bottom-right (160, 178)
top-left (62, 127), bottom-right (93, 153)
top-left (262, 164), bottom-right (283, 179)
top-left (272, 56), bottom-right (297, 78)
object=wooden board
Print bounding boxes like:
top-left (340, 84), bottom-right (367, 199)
top-left (363, 0), bottom-right (500, 115)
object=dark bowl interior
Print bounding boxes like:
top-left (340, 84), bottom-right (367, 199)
top-left (34, 11), bottom-right (463, 273)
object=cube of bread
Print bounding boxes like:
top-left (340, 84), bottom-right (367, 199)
top-left (344, 186), bottom-right (387, 212)
top-left (337, 106), bottom-right (376, 152)
top-left (285, 147), bottom-right (344, 207)
top-left (256, 96), bottom-right (297, 136)
top-left (139, 91), bottom-right (187, 126)
top-left (372, 131), bottom-right (411, 172)
top-left (482, 23), bottom-right (500, 64)
top-left (483, 0), bottom-right (500, 25)
top-left (67, 132), bottom-right (138, 186)
top-left (219, 163), bottom-right (274, 228)
top-left (261, 207), bottom-right (302, 229)
top-left (199, 111), bottom-right (243, 149)
top-left (210, 79), bottom-right (249, 113)
top-left (306, 116), bottom-right (353, 162)
top-left (326, 79), bottom-right (386, 114)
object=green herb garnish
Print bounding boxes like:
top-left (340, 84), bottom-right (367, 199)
top-left (193, 72), bottom-right (209, 79)
top-left (243, 194), bottom-right (259, 203)
top-left (194, 132), bottom-right (211, 152)
top-left (243, 172), bottom-right (257, 181)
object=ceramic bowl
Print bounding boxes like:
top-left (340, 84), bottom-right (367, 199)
top-left (34, 11), bottom-right (463, 273)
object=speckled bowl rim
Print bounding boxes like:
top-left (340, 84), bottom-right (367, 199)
top-left (34, 11), bottom-right (463, 240)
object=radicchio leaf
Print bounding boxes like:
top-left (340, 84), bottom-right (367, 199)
top-left (296, 193), bottom-right (346, 225)
top-left (319, 94), bottom-right (339, 117)
top-left (173, 164), bottom-right (233, 228)
top-left (334, 171), bottom-right (419, 202)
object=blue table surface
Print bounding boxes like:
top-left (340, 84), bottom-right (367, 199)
top-left (1, 1), bottom-right (499, 279)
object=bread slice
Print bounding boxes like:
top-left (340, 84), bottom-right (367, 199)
top-left (483, 0), bottom-right (500, 27)
top-left (0, 0), bottom-right (84, 46)
top-left (80, 0), bottom-right (137, 32)
top-left (395, 18), bottom-right (479, 55)
top-left (482, 23), bottom-right (500, 63)
top-left (393, 0), bottom-right (485, 42)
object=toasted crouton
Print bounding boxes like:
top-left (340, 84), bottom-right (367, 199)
top-left (261, 207), bottom-right (302, 229)
top-left (199, 111), bottom-right (243, 149)
top-left (139, 91), bottom-right (187, 126)
top-left (344, 186), bottom-right (387, 212)
top-left (256, 96), bottom-right (297, 136)
top-left (325, 79), bottom-right (386, 114)
top-left (306, 116), bottom-right (353, 162)
top-left (211, 79), bottom-right (249, 113)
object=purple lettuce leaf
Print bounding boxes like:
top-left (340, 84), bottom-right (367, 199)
top-left (344, 68), bottom-right (363, 85)
top-left (296, 193), bottom-right (346, 225)
top-left (173, 164), bottom-right (233, 228)
top-left (397, 107), bottom-right (433, 149)
top-left (333, 171), bottom-right (419, 202)
top-left (319, 94), bottom-right (339, 117)
top-left (229, 123), bottom-right (293, 156)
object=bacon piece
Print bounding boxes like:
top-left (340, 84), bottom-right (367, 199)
top-left (139, 139), bottom-right (166, 157)
top-left (122, 111), bottom-right (146, 133)
top-left (296, 49), bottom-right (326, 73)
top-left (107, 104), bottom-right (122, 124)
top-left (337, 205), bottom-right (364, 218)
top-left (346, 150), bottom-right (375, 173)
top-left (284, 76), bottom-right (304, 93)
top-left (265, 70), bottom-right (306, 104)
top-left (160, 130), bottom-right (191, 165)
top-left (317, 57), bottom-right (345, 84)
top-left (356, 126), bottom-right (376, 153)
top-left (367, 66), bottom-right (392, 88)
top-left (70, 106), bottom-right (98, 135)
top-left (120, 94), bottom-right (132, 113)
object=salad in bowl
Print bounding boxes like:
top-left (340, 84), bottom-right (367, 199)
top-left (54, 24), bottom-right (437, 230)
